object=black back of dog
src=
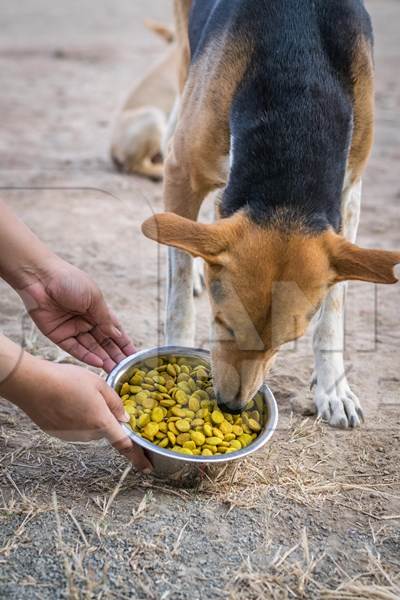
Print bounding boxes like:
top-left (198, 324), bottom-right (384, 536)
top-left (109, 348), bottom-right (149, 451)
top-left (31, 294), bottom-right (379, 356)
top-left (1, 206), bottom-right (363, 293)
top-left (188, 0), bottom-right (373, 232)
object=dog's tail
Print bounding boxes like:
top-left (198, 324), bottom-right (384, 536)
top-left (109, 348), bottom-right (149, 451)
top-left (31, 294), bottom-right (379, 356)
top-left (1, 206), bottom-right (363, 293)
top-left (144, 19), bottom-right (175, 44)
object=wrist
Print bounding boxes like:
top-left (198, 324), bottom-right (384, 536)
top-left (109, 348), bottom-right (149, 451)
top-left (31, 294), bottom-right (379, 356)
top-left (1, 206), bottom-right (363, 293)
top-left (0, 338), bottom-right (41, 408)
top-left (10, 253), bottom-right (64, 292)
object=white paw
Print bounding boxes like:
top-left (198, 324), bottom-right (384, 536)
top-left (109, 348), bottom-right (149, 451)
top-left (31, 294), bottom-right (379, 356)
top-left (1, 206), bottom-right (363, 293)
top-left (314, 382), bottom-right (364, 428)
top-left (193, 258), bottom-right (205, 297)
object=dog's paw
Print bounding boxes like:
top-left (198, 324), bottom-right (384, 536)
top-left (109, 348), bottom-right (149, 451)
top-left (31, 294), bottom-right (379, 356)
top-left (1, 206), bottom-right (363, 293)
top-left (314, 384), bottom-right (364, 428)
top-left (193, 258), bottom-right (205, 297)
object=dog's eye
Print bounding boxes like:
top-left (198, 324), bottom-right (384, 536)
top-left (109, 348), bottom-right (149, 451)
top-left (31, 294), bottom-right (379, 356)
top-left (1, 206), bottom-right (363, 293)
top-left (215, 316), bottom-right (235, 338)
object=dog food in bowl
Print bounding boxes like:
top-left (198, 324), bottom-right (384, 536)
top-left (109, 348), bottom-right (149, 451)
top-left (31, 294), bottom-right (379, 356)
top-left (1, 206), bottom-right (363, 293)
top-left (117, 355), bottom-right (267, 457)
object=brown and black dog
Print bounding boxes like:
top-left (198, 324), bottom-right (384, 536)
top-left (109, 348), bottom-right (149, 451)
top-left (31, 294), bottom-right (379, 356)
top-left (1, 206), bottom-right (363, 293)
top-left (142, 0), bottom-right (400, 427)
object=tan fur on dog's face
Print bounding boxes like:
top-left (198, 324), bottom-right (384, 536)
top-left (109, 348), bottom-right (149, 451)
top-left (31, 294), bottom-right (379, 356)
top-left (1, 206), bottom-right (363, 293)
top-left (203, 217), bottom-right (333, 411)
top-left (142, 212), bottom-right (400, 411)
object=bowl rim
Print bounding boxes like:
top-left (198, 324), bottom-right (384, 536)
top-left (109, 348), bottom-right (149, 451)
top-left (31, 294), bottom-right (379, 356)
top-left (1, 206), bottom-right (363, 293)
top-left (107, 345), bottom-right (279, 464)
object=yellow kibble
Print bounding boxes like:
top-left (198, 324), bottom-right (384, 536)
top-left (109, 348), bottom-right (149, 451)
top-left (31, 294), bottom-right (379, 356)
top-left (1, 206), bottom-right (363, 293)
top-left (135, 392), bottom-right (149, 404)
top-left (120, 382), bottom-right (130, 396)
top-left (151, 407), bottom-right (164, 423)
top-left (205, 437), bottom-right (223, 446)
top-left (171, 406), bottom-right (186, 418)
top-left (185, 377), bottom-right (195, 392)
top-left (142, 396), bottom-right (156, 410)
top-left (188, 396), bottom-right (200, 412)
top-left (138, 414), bottom-right (150, 428)
top-left (167, 431), bottom-right (176, 445)
top-left (177, 381), bottom-right (192, 394)
top-left (129, 385), bottom-right (142, 394)
top-left (212, 428), bottom-right (224, 439)
top-left (168, 422), bottom-right (179, 436)
top-left (219, 421), bottom-right (233, 435)
top-left (211, 410), bottom-right (224, 425)
top-left (176, 433), bottom-right (191, 445)
top-left (176, 419), bottom-right (190, 433)
top-left (229, 439), bottom-right (242, 450)
top-left (218, 441), bottom-right (230, 448)
top-left (183, 441), bottom-right (196, 451)
top-left (142, 383), bottom-right (154, 391)
top-left (255, 393), bottom-right (264, 413)
top-left (195, 368), bottom-right (208, 380)
top-left (238, 434), bottom-right (253, 447)
top-left (202, 448), bottom-right (213, 456)
top-left (124, 402), bottom-right (136, 416)
top-left (114, 355), bottom-right (264, 458)
top-left (172, 446), bottom-right (193, 455)
top-left (191, 431), bottom-right (206, 446)
top-left (248, 418), bottom-right (261, 432)
top-left (145, 357), bottom-right (163, 369)
top-left (166, 364), bottom-right (177, 377)
top-left (204, 423), bottom-right (213, 437)
top-left (182, 409), bottom-right (195, 419)
top-left (156, 384), bottom-right (168, 394)
top-left (177, 372), bottom-right (190, 383)
top-left (143, 422), bottom-right (159, 439)
top-left (204, 444), bottom-right (217, 453)
top-left (175, 390), bottom-right (188, 405)
top-left (129, 373), bottom-right (143, 385)
top-left (160, 399), bottom-right (175, 407)
top-left (232, 425), bottom-right (244, 436)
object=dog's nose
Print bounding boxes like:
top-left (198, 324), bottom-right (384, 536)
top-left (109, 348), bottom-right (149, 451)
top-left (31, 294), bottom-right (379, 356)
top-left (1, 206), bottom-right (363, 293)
top-left (216, 393), bottom-right (244, 415)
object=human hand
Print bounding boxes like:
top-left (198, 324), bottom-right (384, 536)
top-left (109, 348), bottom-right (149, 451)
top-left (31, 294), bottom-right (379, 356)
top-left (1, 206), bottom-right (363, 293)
top-left (18, 258), bottom-right (135, 373)
top-left (12, 358), bottom-right (152, 472)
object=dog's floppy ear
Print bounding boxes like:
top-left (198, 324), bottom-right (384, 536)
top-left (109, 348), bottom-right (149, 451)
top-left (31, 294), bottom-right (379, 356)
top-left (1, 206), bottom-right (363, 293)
top-left (327, 232), bottom-right (400, 284)
top-left (142, 213), bottom-right (228, 262)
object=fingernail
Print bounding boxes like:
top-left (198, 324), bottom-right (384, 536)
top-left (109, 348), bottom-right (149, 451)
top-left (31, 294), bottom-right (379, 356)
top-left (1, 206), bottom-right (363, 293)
top-left (111, 326), bottom-right (122, 338)
top-left (122, 411), bottom-right (130, 422)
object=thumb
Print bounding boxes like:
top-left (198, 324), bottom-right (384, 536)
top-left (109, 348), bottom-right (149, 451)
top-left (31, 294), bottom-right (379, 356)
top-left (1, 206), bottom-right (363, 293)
top-left (101, 381), bottom-right (130, 423)
top-left (98, 388), bottom-right (153, 473)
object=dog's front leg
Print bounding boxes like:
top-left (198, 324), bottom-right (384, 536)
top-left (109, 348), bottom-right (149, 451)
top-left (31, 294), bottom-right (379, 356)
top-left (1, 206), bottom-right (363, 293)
top-left (163, 157), bottom-right (207, 347)
top-left (166, 247), bottom-right (195, 345)
top-left (312, 179), bottom-right (363, 428)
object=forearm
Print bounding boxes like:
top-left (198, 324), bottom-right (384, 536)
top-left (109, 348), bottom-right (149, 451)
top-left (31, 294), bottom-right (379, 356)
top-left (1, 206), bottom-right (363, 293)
top-left (0, 334), bottom-right (39, 406)
top-left (0, 199), bottom-right (59, 290)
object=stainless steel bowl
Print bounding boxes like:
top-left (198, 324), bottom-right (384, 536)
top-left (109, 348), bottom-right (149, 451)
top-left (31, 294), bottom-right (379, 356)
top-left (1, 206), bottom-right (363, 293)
top-left (107, 346), bottom-right (278, 480)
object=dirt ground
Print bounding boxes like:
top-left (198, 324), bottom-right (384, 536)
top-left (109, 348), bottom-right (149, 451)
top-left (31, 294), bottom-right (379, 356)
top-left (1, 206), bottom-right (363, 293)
top-left (1, 1), bottom-right (399, 598)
